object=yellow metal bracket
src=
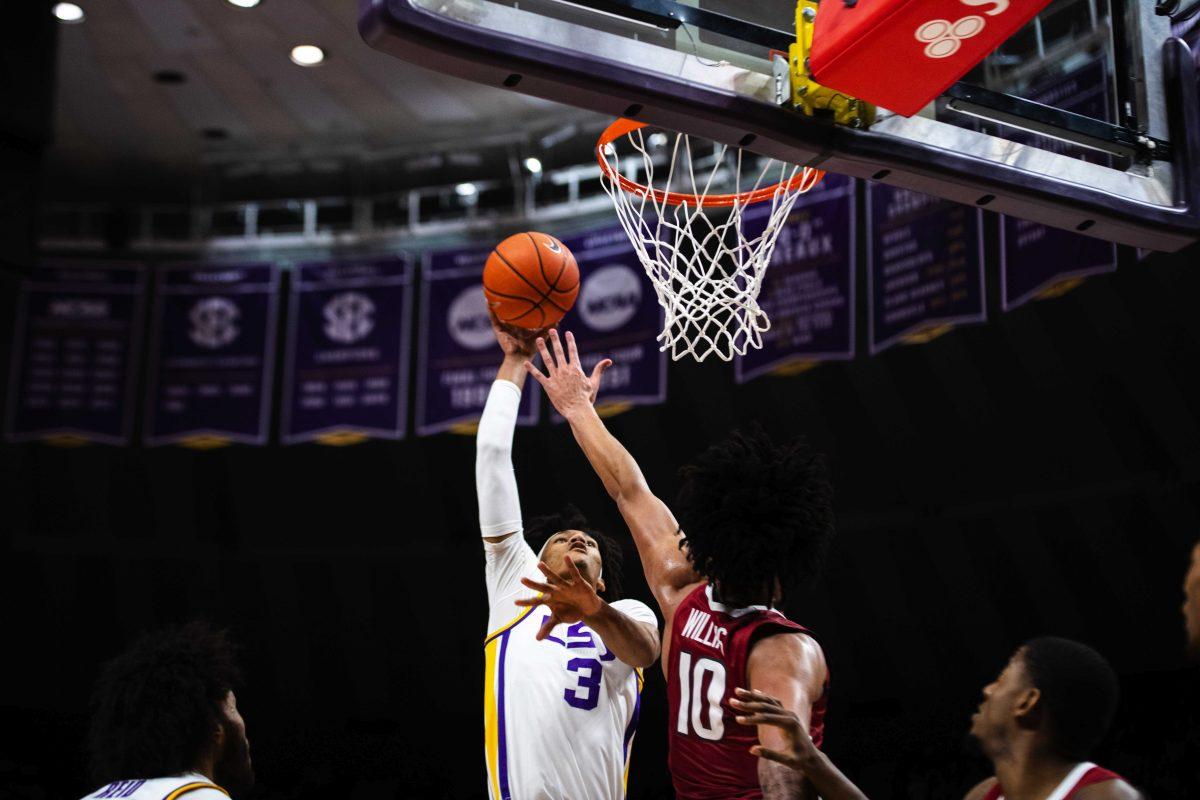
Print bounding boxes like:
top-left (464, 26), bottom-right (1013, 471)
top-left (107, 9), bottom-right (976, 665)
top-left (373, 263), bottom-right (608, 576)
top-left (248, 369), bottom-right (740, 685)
top-left (788, 0), bottom-right (875, 129)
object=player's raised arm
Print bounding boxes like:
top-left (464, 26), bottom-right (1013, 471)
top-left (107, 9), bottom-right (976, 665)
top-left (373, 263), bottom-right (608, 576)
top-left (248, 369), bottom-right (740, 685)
top-left (476, 313), bottom-right (552, 605)
top-left (525, 329), bottom-right (700, 614)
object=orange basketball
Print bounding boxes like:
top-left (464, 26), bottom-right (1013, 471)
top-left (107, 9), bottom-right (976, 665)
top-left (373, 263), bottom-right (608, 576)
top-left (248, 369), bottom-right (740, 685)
top-left (483, 232), bottom-right (580, 329)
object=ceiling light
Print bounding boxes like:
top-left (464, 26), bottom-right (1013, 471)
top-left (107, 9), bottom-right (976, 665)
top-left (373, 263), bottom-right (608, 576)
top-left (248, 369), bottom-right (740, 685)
top-left (225, 0), bottom-right (261, 7)
top-left (524, 157), bottom-right (543, 174)
top-left (455, 183), bottom-right (478, 197)
top-left (290, 45), bottom-right (325, 67)
top-left (648, 132), bottom-right (669, 148)
top-left (53, 3), bottom-right (85, 22)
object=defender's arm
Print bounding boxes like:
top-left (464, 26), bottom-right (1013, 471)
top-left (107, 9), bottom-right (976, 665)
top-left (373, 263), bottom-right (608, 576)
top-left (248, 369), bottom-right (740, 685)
top-left (527, 330), bottom-right (701, 614)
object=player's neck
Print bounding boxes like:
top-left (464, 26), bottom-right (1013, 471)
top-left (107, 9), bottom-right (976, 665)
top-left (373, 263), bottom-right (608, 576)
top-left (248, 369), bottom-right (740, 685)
top-left (992, 740), bottom-right (1077, 800)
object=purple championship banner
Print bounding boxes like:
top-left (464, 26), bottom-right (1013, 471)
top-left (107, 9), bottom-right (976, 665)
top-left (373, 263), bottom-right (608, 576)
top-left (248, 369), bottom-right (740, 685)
top-left (551, 226), bottom-right (666, 420)
top-left (5, 261), bottom-right (146, 445)
top-left (867, 184), bottom-right (986, 354)
top-left (416, 247), bottom-right (539, 435)
top-left (1001, 59), bottom-right (1117, 311)
top-left (734, 173), bottom-right (856, 384)
top-left (144, 263), bottom-right (279, 448)
top-left (281, 257), bottom-right (413, 445)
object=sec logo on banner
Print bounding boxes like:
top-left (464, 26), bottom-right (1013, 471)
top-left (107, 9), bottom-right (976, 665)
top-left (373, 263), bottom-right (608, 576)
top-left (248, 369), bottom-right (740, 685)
top-left (447, 285), bottom-right (495, 350)
top-left (578, 264), bottom-right (642, 333)
top-left (188, 296), bottom-right (240, 349)
top-left (323, 291), bottom-right (376, 345)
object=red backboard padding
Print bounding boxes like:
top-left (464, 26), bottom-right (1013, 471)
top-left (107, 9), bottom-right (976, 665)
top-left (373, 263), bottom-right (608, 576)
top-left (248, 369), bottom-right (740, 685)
top-left (809, 0), bottom-right (1053, 117)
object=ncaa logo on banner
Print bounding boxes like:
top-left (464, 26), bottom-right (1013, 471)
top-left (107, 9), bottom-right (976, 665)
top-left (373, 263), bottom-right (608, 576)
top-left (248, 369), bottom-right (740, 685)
top-left (323, 291), bottom-right (376, 344)
top-left (448, 285), bottom-right (495, 350)
top-left (579, 264), bottom-right (642, 332)
top-left (189, 296), bottom-right (240, 349)
top-left (916, 0), bottom-right (1009, 59)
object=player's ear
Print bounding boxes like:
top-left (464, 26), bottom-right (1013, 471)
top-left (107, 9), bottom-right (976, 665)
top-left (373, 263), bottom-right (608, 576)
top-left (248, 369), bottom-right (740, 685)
top-left (1014, 686), bottom-right (1040, 721)
top-left (596, 575), bottom-right (606, 595)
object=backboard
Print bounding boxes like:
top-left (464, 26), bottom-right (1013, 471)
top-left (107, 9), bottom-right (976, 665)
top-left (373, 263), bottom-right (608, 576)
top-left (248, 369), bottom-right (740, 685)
top-left (360, 0), bottom-right (1200, 251)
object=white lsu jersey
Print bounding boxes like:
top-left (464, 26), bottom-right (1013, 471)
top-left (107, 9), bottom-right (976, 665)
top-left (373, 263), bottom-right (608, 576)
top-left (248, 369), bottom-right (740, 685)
top-left (80, 774), bottom-right (228, 800)
top-left (484, 534), bottom-right (657, 800)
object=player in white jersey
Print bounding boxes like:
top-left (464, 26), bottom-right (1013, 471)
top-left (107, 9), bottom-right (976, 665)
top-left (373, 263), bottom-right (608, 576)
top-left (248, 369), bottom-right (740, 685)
top-left (80, 623), bottom-right (253, 800)
top-left (478, 312), bottom-right (660, 800)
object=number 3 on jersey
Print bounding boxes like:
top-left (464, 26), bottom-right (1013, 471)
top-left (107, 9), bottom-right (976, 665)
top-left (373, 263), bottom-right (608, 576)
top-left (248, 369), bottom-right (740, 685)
top-left (677, 652), bottom-right (726, 741)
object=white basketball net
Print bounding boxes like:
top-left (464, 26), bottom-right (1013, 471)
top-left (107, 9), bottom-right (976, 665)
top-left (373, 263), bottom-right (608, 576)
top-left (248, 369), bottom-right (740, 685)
top-left (598, 124), bottom-right (823, 362)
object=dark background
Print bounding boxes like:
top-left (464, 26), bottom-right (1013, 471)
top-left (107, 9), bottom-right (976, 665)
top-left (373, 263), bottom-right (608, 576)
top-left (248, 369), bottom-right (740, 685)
top-left (2, 241), bottom-right (1199, 799)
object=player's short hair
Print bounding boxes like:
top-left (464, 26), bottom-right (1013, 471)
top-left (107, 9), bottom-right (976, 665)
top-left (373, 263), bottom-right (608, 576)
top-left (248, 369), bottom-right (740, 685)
top-left (1020, 636), bottom-right (1120, 761)
top-left (87, 621), bottom-right (243, 785)
top-left (676, 425), bottom-right (834, 605)
top-left (526, 503), bottom-right (624, 601)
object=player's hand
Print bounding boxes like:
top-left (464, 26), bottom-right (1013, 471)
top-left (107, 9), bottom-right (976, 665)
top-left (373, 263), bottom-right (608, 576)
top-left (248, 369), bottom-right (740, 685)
top-left (489, 309), bottom-right (550, 360)
top-left (515, 555), bottom-right (605, 640)
top-left (523, 329), bottom-right (612, 416)
top-left (732, 688), bottom-right (826, 773)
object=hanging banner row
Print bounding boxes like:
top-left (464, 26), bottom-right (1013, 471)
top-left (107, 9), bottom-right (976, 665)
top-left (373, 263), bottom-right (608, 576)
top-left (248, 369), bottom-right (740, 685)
top-left (5, 61), bottom-right (1118, 447)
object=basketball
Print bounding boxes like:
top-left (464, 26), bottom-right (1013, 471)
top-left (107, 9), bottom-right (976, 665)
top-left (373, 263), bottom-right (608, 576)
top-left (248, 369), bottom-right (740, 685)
top-left (483, 232), bottom-right (580, 328)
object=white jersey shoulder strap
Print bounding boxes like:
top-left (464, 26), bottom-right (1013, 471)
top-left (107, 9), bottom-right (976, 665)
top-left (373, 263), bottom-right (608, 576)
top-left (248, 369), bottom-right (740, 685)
top-left (1045, 762), bottom-right (1098, 800)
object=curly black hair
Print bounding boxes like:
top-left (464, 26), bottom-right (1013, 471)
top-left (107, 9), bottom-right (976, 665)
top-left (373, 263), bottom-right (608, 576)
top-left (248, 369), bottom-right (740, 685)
top-left (1021, 637), bottom-right (1120, 761)
top-left (525, 503), bottom-right (624, 601)
top-left (87, 622), bottom-right (242, 785)
top-left (676, 425), bottom-right (834, 605)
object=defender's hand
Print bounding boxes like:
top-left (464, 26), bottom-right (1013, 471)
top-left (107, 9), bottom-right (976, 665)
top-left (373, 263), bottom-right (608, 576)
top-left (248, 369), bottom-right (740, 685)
top-left (515, 555), bottom-right (605, 641)
top-left (489, 309), bottom-right (550, 360)
top-left (524, 330), bottom-right (612, 415)
top-left (732, 688), bottom-right (826, 772)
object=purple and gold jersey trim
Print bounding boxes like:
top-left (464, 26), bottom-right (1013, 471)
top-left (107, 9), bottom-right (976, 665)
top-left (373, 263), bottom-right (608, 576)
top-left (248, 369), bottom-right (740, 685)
top-left (163, 783), bottom-right (229, 800)
top-left (484, 607), bottom-right (534, 799)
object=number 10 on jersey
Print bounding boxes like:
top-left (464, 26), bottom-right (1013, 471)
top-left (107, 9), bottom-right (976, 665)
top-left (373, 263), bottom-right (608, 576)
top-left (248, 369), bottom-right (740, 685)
top-left (677, 652), bottom-right (726, 741)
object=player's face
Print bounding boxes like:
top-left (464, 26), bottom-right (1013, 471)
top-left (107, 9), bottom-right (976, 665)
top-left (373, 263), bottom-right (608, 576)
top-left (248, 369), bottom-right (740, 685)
top-left (969, 650), bottom-right (1033, 752)
top-left (213, 690), bottom-right (254, 796)
top-left (543, 529), bottom-right (604, 588)
top-left (1184, 542), bottom-right (1200, 661)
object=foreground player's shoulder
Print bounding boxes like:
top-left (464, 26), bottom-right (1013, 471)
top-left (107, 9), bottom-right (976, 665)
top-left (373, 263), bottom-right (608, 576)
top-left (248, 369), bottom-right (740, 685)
top-left (1074, 777), bottom-right (1142, 800)
top-left (746, 627), bottom-right (826, 697)
top-left (962, 776), bottom-right (999, 800)
top-left (609, 597), bottom-right (659, 627)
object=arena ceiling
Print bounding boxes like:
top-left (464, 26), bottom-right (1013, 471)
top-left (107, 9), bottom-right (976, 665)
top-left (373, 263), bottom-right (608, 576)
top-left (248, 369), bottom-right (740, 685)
top-left (46, 0), bottom-right (601, 201)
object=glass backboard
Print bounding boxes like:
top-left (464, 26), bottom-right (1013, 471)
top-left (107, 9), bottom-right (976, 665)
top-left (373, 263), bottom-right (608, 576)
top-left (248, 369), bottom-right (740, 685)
top-left (360, 0), bottom-right (1200, 251)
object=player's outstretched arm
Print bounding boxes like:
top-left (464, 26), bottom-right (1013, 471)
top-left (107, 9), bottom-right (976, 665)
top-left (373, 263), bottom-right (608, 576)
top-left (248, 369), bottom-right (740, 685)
top-left (525, 330), bottom-right (701, 614)
top-left (732, 688), bottom-right (869, 800)
top-left (515, 555), bottom-right (660, 668)
top-left (476, 312), bottom-right (546, 546)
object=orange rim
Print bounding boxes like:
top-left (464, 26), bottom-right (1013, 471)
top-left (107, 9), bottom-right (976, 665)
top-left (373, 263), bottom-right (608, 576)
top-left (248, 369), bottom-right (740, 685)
top-left (596, 118), bottom-right (825, 208)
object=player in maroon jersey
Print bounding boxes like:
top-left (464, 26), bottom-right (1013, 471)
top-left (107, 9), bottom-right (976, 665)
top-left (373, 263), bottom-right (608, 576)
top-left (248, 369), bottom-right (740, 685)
top-left (526, 329), bottom-right (837, 800)
top-left (963, 638), bottom-right (1141, 800)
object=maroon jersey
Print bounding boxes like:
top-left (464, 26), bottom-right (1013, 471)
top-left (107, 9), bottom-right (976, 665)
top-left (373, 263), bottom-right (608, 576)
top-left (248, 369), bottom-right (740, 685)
top-left (667, 583), bottom-right (828, 800)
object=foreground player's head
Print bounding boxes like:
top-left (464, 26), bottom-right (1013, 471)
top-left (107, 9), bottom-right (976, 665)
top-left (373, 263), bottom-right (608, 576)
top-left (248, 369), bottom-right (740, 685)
top-left (1184, 540), bottom-right (1200, 661)
top-left (970, 637), bottom-right (1119, 763)
top-left (87, 622), bottom-right (253, 795)
top-left (529, 503), bottom-right (624, 600)
top-left (675, 425), bottom-right (834, 607)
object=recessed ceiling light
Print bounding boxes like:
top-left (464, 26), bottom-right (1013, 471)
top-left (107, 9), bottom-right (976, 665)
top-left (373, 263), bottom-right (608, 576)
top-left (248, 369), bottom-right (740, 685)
top-left (455, 183), bottom-right (478, 197)
top-left (524, 157), bottom-right (543, 174)
top-left (225, 0), bottom-right (261, 7)
top-left (290, 45), bottom-right (325, 67)
top-left (53, 3), bottom-right (85, 23)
